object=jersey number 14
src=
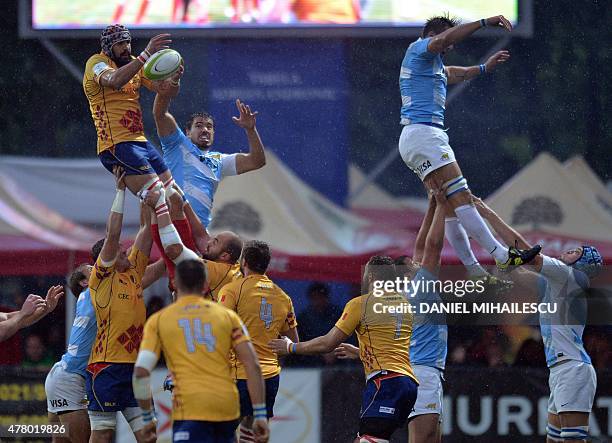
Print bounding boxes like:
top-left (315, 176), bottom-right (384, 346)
top-left (178, 318), bottom-right (216, 353)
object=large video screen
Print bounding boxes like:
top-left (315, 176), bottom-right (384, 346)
top-left (31, 0), bottom-right (518, 30)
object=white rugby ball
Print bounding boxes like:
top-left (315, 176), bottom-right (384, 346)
top-left (143, 49), bottom-right (182, 81)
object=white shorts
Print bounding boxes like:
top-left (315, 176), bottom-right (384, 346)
top-left (409, 365), bottom-right (443, 420)
top-left (548, 360), bottom-right (597, 414)
top-left (44, 361), bottom-right (87, 414)
top-left (399, 124), bottom-right (456, 181)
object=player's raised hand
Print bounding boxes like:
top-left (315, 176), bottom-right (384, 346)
top-left (44, 285), bottom-right (65, 313)
top-left (334, 343), bottom-right (359, 360)
top-left (20, 294), bottom-right (45, 317)
top-left (253, 418), bottom-right (270, 442)
top-left (145, 33), bottom-right (172, 55)
top-left (232, 99), bottom-right (258, 130)
top-left (485, 50), bottom-right (510, 72)
top-left (485, 15), bottom-right (513, 31)
top-left (268, 337), bottom-right (292, 356)
top-left (113, 166), bottom-right (126, 190)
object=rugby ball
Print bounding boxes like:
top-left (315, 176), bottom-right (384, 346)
top-left (143, 49), bottom-right (182, 81)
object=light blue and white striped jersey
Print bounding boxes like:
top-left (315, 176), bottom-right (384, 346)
top-left (539, 256), bottom-right (592, 367)
top-left (409, 268), bottom-right (448, 370)
top-left (160, 128), bottom-right (237, 227)
top-left (399, 37), bottom-right (447, 126)
top-left (60, 289), bottom-right (96, 377)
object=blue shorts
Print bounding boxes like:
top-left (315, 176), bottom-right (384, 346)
top-left (359, 372), bottom-right (418, 437)
top-left (237, 374), bottom-right (279, 418)
top-left (99, 141), bottom-right (168, 176)
top-left (173, 420), bottom-right (239, 443)
top-left (85, 363), bottom-right (138, 412)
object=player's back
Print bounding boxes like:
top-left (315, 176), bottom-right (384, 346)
top-left (153, 296), bottom-right (246, 421)
top-left (220, 274), bottom-right (297, 379)
top-left (205, 260), bottom-right (242, 301)
top-left (337, 292), bottom-right (417, 382)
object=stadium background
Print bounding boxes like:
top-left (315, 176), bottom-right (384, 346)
top-left (0, 0), bottom-right (610, 441)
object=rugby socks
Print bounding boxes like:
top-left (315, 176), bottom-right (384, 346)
top-left (358, 435), bottom-right (389, 443)
top-left (560, 426), bottom-right (589, 441)
top-left (454, 204), bottom-right (509, 264)
top-left (151, 219), bottom-right (197, 284)
top-left (445, 217), bottom-right (488, 277)
top-left (546, 424), bottom-right (563, 442)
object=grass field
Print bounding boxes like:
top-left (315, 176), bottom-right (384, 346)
top-left (33, 0), bottom-right (518, 28)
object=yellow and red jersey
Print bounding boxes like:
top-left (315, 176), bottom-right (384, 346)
top-left (335, 292), bottom-right (417, 382)
top-left (88, 247), bottom-right (149, 364)
top-left (83, 52), bottom-right (153, 154)
top-left (139, 296), bottom-right (250, 421)
top-left (219, 274), bottom-right (297, 379)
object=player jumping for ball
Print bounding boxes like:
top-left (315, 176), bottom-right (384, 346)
top-left (398, 14), bottom-right (541, 274)
top-left (83, 25), bottom-right (182, 221)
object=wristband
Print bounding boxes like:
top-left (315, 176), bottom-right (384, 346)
top-left (111, 189), bottom-right (125, 214)
top-left (137, 49), bottom-right (151, 64)
top-left (253, 403), bottom-right (267, 420)
top-left (141, 409), bottom-right (155, 424)
top-left (290, 343), bottom-right (297, 354)
top-left (479, 64), bottom-right (486, 74)
top-left (479, 19), bottom-right (487, 28)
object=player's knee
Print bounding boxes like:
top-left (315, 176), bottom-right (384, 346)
top-left (560, 426), bottom-right (588, 441)
top-left (443, 175), bottom-right (469, 199)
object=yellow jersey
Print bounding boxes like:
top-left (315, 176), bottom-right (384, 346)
top-left (205, 261), bottom-right (242, 302)
top-left (335, 292), bottom-right (417, 382)
top-left (219, 274), bottom-right (297, 379)
top-left (83, 52), bottom-right (153, 154)
top-left (89, 247), bottom-right (149, 364)
top-left (139, 295), bottom-right (250, 421)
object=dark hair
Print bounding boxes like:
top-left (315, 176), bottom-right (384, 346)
top-left (366, 255), bottom-right (397, 282)
top-left (185, 112), bottom-right (214, 132)
top-left (175, 259), bottom-right (207, 294)
top-left (91, 238), bottom-right (105, 263)
top-left (308, 282), bottom-right (330, 298)
top-left (422, 14), bottom-right (460, 37)
top-left (242, 240), bottom-right (271, 274)
top-left (68, 263), bottom-right (90, 297)
top-left (225, 235), bottom-right (244, 263)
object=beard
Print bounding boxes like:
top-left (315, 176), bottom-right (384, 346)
top-left (112, 51), bottom-right (132, 67)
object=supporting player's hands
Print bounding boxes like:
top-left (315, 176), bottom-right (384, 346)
top-left (431, 187), bottom-right (447, 205)
top-left (156, 64), bottom-right (184, 96)
top-left (145, 34), bottom-right (172, 56)
top-left (268, 336), bottom-right (292, 356)
top-left (140, 421), bottom-right (157, 443)
top-left (334, 343), bottom-right (359, 360)
top-left (253, 418), bottom-right (270, 442)
top-left (485, 15), bottom-right (513, 31)
top-left (20, 294), bottom-right (46, 317)
top-left (113, 166), bottom-right (126, 191)
top-left (485, 50), bottom-right (510, 72)
top-left (232, 99), bottom-right (258, 131)
top-left (42, 285), bottom-right (65, 314)
top-left (472, 196), bottom-right (493, 217)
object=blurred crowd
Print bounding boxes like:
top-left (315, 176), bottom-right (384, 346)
top-left (1, 278), bottom-right (610, 371)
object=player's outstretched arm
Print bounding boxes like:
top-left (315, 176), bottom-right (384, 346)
top-left (98, 34), bottom-right (172, 90)
top-left (414, 195), bottom-right (436, 263)
top-left (232, 99), bottom-right (267, 174)
top-left (134, 203), bottom-right (154, 258)
top-left (0, 295), bottom-right (46, 342)
top-left (269, 327), bottom-right (348, 356)
top-left (428, 16), bottom-right (512, 54)
top-left (445, 51), bottom-right (510, 85)
top-left (473, 197), bottom-right (543, 271)
top-left (235, 341), bottom-right (269, 443)
top-left (100, 166), bottom-right (127, 265)
top-left (153, 66), bottom-right (183, 138)
top-left (17, 285), bottom-right (64, 328)
top-left (421, 189), bottom-right (447, 275)
top-left (142, 259), bottom-right (166, 289)
top-left (334, 343), bottom-right (360, 360)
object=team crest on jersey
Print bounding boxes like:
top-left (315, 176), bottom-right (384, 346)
top-left (441, 153), bottom-right (450, 161)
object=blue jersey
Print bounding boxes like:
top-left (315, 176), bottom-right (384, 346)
top-left (160, 128), bottom-right (237, 227)
top-left (60, 289), bottom-right (96, 377)
top-left (399, 38), bottom-right (447, 126)
top-left (539, 256), bottom-right (591, 367)
top-left (409, 268), bottom-right (448, 370)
